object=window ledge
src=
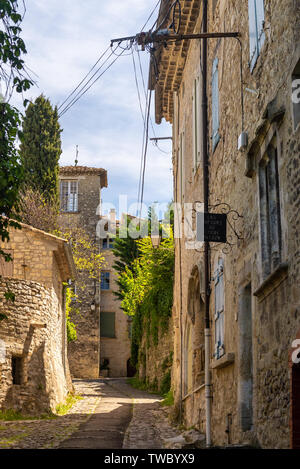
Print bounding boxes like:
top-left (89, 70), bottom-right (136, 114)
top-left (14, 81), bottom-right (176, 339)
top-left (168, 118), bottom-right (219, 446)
top-left (253, 263), bottom-right (288, 303)
top-left (211, 352), bottom-right (235, 370)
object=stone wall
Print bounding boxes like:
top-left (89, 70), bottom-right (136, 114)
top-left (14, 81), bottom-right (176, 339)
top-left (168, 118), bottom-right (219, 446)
top-left (0, 279), bottom-right (72, 414)
top-left (155, 0), bottom-right (300, 448)
top-left (100, 248), bottom-right (131, 377)
top-left (137, 318), bottom-right (173, 394)
top-left (59, 169), bottom-right (103, 379)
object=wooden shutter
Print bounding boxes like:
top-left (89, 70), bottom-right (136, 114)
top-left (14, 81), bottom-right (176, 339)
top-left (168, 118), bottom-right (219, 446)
top-left (212, 58), bottom-right (220, 151)
top-left (69, 181), bottom-right (78, 212)
top-left (100, 312), bottom-right (115, 338)
top-left (0, 250), bottom-right (13, 277)
top-left (249, 0), bottom-right (265, 71)
top-left (214, 260), bottom-right (225, 359)
top-left (256, 0), bottom-right (265, 52)
top-left (192, 79), bottom-right (198, 170)
top-left (60, 180), bottom-right (69, 212)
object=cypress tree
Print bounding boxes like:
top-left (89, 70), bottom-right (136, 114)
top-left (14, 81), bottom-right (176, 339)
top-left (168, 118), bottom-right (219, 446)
top-left (20, 95), bottom-right (62, 206)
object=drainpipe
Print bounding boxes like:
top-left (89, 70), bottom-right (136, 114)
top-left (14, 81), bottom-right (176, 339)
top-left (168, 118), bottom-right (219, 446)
top-left (201, 0), bottom-right (212, 448)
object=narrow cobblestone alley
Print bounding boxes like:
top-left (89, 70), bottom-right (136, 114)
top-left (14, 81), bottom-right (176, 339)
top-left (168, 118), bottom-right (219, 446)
top-left (0, 379), bottom-right (182, 449)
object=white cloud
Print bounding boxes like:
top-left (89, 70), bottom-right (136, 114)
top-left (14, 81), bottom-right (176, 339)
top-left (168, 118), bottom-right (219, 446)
top-left (16, 0), bottom-right (172, 211)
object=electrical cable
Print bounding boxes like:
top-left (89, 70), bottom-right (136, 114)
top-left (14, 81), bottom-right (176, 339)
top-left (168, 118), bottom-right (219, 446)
top-left (138, 89), bottom-right (152, 219)
top-left (58, 44), bottom-right (111, 111)
top-left (140, 0), bottom-right (161, 32)
top-left (59, 45), bottom-right (127, 117)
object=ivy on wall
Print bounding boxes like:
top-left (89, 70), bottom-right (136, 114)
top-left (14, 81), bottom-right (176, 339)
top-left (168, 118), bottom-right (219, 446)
top-left (117, 232), bottom-right (174, 367)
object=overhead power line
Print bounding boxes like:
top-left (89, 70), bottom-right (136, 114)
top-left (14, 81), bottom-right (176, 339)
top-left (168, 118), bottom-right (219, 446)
top-left (58, 44), bottom-right (111, 112)
top-left (58, 44), bottom-right (129, 117)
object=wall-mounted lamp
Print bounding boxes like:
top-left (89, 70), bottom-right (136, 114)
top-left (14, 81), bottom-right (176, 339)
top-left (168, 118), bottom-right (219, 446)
top-left (151, 235), bottom-right (161, 249)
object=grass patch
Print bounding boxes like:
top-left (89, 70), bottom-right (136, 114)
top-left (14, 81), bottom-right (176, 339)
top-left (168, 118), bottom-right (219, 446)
top-left (160, 390), bottom-right (174, 407)
top-left (0, 409), bottom-right (59, 421)
top-left (127, 377), bottom-right (161, 395)
top-left (0, 410), bottom-right (33, 421)
top-left (55, 393), bottom-right (83, 416)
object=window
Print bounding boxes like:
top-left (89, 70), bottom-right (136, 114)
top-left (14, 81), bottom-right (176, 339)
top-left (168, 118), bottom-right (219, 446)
top-left (102, 237), bottom-right (114, 250)
top-left (192, 77), bottom-right (202, 171)
top-left (0, 250), bottom-right (13, 277)
top-left (292, 59), bottom-right (300, 131)
top-left (12, 356), bottom-right (23, 385)
top-left (100, 271), bottom-right (110, 290)
top-left (60, 180), bottom-right (78, 212)
top-left (100, 312), bottom-right (115, 338)
top-left (212, 57), bottom-right (220, 152)
top-left (248, 0), bottom-right (265, 72)
top-left (214, 259), bottom-right (225, 360)
top-left (259, 142), bottom-right (281, 277)
top-left (179, 131), bottom-right (185, 202)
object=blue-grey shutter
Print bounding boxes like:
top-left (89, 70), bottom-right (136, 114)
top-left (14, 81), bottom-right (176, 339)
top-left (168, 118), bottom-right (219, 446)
top-left (249, 0), bottom-right (265, 71)
top-left (248, 0), bottom-right (258, 71)
top-left (255, 0), bottom-right (265, 51)
top-left (212, 57), bottom-right (220, 151)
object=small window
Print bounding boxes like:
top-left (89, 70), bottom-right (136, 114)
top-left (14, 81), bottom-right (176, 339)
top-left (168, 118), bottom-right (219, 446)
top-left (102, 238), bottom-right (114, 250)
top-left (100, 271), bottom-right (110, 290)
top-left (60, 180), bottom-right (78, 212)
top-left (100, 312), bottom-right (115, 338)
top-left (12, 356), bottom-right (23, 385)
top-left (292, 59), bottom-right (300, 131)
top-left (0, 249), bottom-right (13, 277)
top-left (214, 259), bottom-right (225, 360)
top-left (212, 57), bottom-right (220, 152)
top-left (248, 0), bottom-right (265, 72)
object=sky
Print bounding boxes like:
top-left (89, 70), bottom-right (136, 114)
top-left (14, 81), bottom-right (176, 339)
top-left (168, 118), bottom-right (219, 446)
top-left (13, 0), bottom-right (173, 218)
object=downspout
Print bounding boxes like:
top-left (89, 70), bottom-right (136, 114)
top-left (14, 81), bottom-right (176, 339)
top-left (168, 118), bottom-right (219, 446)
top-left (201, 0), bottom-right (212, 448)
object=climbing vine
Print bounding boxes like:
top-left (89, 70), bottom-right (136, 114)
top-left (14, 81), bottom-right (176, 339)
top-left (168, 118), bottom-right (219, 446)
top-left (117, 231), bottom-right (174, 367)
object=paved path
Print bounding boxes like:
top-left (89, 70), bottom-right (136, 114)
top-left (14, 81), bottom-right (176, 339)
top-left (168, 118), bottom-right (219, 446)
top-left (60, 380), bottom-right (132, 449)
top-left (0, 378), bottom-right (182, 449)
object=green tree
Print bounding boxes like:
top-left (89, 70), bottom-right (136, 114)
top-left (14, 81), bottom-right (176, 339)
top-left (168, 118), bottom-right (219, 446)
top-left (20, 95), bottom-right (62, 207)
top-left (0, 0), bottom-right (32, 263)
top-left (112, 215), bottom-right (140, 301)
top-left (117, 232), bottom-right (174, 366)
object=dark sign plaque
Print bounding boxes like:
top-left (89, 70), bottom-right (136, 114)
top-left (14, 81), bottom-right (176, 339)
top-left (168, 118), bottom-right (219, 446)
top-left (197, 212), bottom-right (227, 243)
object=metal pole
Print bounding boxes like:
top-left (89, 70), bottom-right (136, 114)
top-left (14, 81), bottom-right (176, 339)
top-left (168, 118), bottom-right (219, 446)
top-left (201, 0), bottom-right (212, 448)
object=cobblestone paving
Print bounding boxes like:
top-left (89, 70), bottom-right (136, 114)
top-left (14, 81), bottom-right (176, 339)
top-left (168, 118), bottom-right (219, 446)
top-left (0, 379), bottom-right (182, 449)
top-left (0, 379), bottom-right (102, 449)
top-left (106, 379), bottom-right (181, 449)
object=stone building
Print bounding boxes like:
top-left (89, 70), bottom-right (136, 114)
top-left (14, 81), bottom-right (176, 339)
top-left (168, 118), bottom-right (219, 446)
top-left (152, 0), bottom-right (300, 448)
top-left (59, 167), bottom-right (131, 379)
top-left (0, 222), bottom-right (76, 414)
top-left (59, 166), bottom-right (107, 379)
top-left (99, 210), bottom-right (131, 378)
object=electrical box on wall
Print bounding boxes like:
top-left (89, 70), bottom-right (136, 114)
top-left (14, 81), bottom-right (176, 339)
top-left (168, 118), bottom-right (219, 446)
top-left (238, 131), bottom-right (248, 151)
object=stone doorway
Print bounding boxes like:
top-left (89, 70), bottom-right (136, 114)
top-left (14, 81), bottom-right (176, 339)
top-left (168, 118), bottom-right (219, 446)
top-left (127, 358), bottom-right (136, 378)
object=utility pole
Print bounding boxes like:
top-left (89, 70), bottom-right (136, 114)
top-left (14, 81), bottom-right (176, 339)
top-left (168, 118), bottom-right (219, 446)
top-left (111, 4), bottom-right (240, 448)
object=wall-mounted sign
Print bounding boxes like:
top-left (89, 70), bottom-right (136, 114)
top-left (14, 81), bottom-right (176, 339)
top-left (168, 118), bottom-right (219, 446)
top-left (197, 212), bottom-right (227, 243)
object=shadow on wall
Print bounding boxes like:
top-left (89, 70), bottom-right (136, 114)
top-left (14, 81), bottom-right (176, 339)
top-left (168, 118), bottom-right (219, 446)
top-left (2, 341), bottom-right (51, 415)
